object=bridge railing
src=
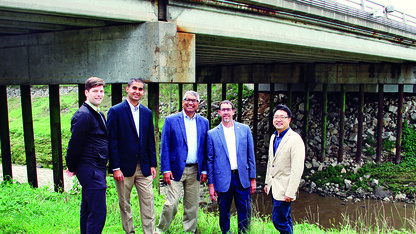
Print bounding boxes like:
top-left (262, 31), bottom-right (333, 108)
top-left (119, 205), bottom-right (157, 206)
top-left (338, 0), bottom-right (416, 27)
top-left (295, 0), bottom-right (416, 35)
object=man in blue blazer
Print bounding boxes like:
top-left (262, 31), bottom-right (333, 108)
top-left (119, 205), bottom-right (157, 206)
top-left (207, 100), bottom-right (256, 234)
top-left (107, 78), bottom-right (157, 234)
top-left (158, 90), bottom-right (209, 233)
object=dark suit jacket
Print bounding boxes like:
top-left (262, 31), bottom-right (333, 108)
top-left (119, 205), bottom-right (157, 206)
top-left (65, 103), bottom-right (108, 189)
top-left (160, 112), bottom-right (209, 181)
top-left (207, 121), bottom-right (256, 193)
top-left (107, 100), bottom-right (157, 177)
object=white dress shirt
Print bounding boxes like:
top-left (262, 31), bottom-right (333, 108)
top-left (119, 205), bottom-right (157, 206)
top-left (222, 123), bottom-right (238, 170)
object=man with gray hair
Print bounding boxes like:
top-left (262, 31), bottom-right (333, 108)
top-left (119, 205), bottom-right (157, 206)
top-left (157, 90), bottom-right (209, 233)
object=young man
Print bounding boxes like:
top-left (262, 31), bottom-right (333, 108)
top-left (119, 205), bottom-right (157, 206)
top-left (66, 77), bottom-right (108, 234)
top-left (207, 100), bottom-right (256, 234)
top-left (158, 90), bottom-right (209, 233)
top-left (264, 104), bottom-right (305, 234)
top-left (107, 78), bottom-right (157, 234)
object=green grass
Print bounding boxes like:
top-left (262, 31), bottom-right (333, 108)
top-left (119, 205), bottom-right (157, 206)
top-left (1, 179), bottom-right (414, 233)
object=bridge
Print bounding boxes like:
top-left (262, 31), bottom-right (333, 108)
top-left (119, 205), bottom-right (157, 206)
top-left (0, 0), bottom-right (416, 191)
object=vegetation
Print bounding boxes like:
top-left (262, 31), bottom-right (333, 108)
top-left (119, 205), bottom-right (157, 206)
top-left (1, 180), bottom-right (414, 233)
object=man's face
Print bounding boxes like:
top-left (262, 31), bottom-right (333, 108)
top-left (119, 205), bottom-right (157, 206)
top-left (126, 81), bottom-right (145, 103)
top-left (219, 103), bottom-right (235, 124)
top-left (85, 85), bottom-right (104, 107)
top-left (273, 110), bottom-right (291, 132)
top-left (182, 93), bottom-right (199, 115)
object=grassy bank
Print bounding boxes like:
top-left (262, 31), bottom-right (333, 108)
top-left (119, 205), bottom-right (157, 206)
top-left (2, 179), bottom-right (414, 234)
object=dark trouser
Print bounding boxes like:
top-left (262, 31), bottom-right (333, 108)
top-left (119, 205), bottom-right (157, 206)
top-left (76, 164), bottom-right (107, 234)
top-left (80, 188), bottom-right (107, 234)
top-left (272, 199), bottom-right (293, 234)
top-left (217, 173), bottom-right (251, 234)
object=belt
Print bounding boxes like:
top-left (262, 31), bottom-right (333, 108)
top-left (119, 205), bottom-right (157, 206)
top-left (231, 169), bottom-right (238, 174)
top-left (185, 163), bottom-right (197, 167)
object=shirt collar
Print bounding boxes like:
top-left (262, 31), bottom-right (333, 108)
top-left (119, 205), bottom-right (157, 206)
top-left (85, 101), bottom-right (99, 112)
top-left (182, 110), bottom-right (196, 120)
top-left (274, 127), bottom-right (290, 138)
top-left (127, 99), bottom-right (140, 112)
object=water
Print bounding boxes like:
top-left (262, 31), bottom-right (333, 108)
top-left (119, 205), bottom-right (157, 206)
top-left (208, 190), bottom-right (416, 231)
top-left (253, 191), bottom-right (416, 231)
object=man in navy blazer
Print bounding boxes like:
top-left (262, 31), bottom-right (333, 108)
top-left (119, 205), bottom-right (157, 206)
top-left (207, 100), bottom-right (256, 234)
top-left (158, 90), bottom-right (209, 233)
top-left (66, 77), bottom-right (108, 234)
top-left (107, 78), bottom-right (157, 234)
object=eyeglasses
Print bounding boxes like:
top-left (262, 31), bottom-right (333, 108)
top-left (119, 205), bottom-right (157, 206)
top-left (184, 98), bottom-right (198, 103)
top-left (274, 115), bottom-right (289, 120)
top-left (220, 108), bottom-right (233, 112)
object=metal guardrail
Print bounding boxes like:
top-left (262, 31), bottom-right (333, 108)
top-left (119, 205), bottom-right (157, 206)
top-left (298, 0), bottom-right (416, 34)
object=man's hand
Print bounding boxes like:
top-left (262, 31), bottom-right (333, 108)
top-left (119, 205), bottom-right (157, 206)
top-left (200, 173), bottom-right (207, 184)
top-left (284, 196), bottom-right (293, 202)
top-left (65, 169), bottom-right (75, 177)
top-left (151, 167), bottom-right (157, 179)
top-left (209, 184), bottom-right (218, 201)
top-left (264, 185), bottom-right (268, 194)
top-left (113, 169), bottom-right (124, 181)
top-left (163, 172), bottom-right (174, 185)
top-left (250, 178), bottom-right (256, 194)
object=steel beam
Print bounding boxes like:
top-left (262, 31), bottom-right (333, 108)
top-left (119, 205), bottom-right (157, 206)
top-left (0, 85), bottom-right (12, 181)
top-left (20, 85), bottom-right (37, 187)
top-left (49, 84), bottom-right (63, 192)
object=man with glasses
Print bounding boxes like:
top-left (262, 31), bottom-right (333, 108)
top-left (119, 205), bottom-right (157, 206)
top-left (107, 78), bottom-right (157, 234)
top-left (207, 100), bottom-right (256, 234)
top-left (264, 104), bottom-right (305, 234)
top-left (157, 90), bottom-right (209, 233)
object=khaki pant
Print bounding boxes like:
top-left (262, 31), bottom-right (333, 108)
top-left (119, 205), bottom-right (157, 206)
top-left (158, 165), bottom-right (200, 232)
top-left (115, 164), bottom-right (156, 234)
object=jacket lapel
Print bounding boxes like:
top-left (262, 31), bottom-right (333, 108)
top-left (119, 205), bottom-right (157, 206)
top-left (217, 124), bottom-right (229, 159)
top-left (124, 100), bottom-right (139, 139)
top-left (177, 112), bottom-right (187, 144)
top-left (272, 129), bottom-right (292, 163)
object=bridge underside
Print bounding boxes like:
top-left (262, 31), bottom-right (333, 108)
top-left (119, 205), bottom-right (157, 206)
top-left (1, 0), bottom-right (416, 86)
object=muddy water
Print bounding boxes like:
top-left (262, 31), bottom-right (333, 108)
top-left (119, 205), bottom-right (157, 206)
top-left (253, 191), bottom-right (416, 231)
top-left (207, 190), bottom-right (415, 231)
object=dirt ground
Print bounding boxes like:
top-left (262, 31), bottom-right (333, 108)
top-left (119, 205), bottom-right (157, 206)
top-left (0, 164), bottom-right (74, 192)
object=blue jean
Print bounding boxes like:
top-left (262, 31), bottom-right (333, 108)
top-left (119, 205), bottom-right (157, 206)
top-left (272, 199), bottom-right (293, 234)
top-left (217, 173), bottom-right (251, 234)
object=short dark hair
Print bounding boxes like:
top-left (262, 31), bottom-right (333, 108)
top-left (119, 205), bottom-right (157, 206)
top-left (85, 77), bottom-right (105, 91)
top-left (219, 100), bottom-right (235, 110)
top-left (273, 104), bottom-right (292, 118)
top-left (128, 78), bottom-right (145, 88)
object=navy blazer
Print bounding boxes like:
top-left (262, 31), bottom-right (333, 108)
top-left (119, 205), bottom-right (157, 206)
top-left (107, 100), bottom-right (157, 177)
top-left (207, 121), bottom-right (256, 193)
top-left (160, 112), bottom-right (209, 181)
top-left (66, 103), bottom-right (108, 189)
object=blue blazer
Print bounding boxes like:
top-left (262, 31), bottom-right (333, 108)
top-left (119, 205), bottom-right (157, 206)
top-left (160, 112), bottom-right (209, 181)
top-left (207, 121), bottom-right (256, 193)
top-left (107, 100), bottom-right (157, 177)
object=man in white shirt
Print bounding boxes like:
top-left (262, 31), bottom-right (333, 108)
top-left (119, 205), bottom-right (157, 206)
top-left (107, 78), bottom-right (157, 234)
top-left (158, 90), bottom-right (209, 233)
top-left (207, 100), bottom-right (256, 234)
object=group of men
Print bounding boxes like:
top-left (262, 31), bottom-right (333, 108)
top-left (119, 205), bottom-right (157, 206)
top-left (65, 77), bottom-right (305, 234)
